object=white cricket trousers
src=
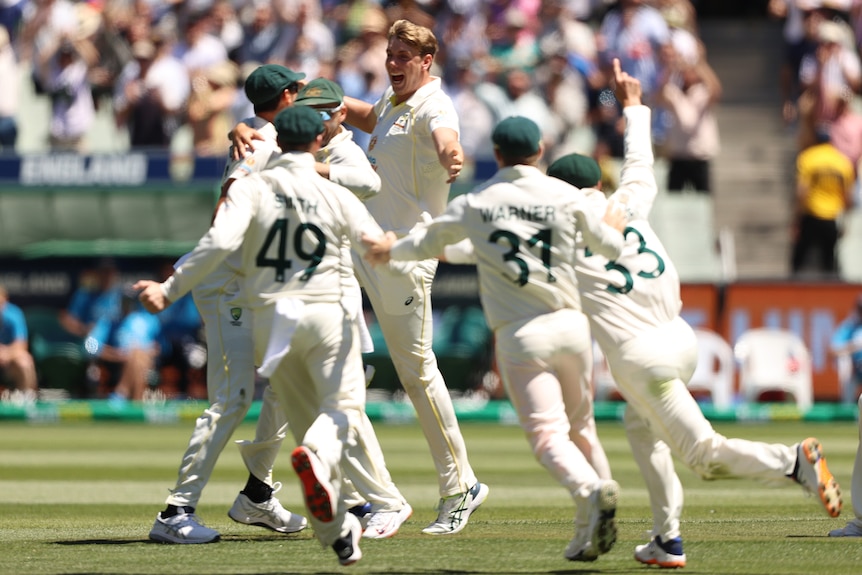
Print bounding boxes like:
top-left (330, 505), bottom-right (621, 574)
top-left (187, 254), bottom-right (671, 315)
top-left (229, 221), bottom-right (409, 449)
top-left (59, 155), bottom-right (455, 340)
top-left (608, 316), bottom-right (797, 541)
top-left (845, 394), bottom-right (862, 527)
top-left (164, 284), bottom-right (283, 508)
top-left (259, 301), bottom-right (376, 546)
top-left (354, 256), bottom-right (477, 497)
top-left (494, 308), bottom-right (611, 502)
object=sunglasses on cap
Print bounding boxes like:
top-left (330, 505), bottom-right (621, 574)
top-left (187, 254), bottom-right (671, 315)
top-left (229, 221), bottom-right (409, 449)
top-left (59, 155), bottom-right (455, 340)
top-left (315, 103), bottom-right (344, 121)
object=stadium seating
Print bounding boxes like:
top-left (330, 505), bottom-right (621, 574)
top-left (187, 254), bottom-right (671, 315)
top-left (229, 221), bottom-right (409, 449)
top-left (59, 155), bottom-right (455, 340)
top-left (733, 327), bottom-right (813, 411)
top-left (24, 307), bottom-right (89, 396)
top-left (649, 192), bottom-right (723, 282)
top-left (688, 328), bottom-right (735, 410)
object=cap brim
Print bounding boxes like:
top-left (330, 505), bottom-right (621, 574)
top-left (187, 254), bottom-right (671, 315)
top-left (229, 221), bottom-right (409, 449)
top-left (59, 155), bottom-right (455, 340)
top-left (296, 97), bottom-right (341, 106)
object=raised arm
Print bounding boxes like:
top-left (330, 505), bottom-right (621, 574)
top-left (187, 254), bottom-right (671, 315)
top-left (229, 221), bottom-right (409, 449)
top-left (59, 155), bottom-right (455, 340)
top-left (343, 96), bottom-right (377, 134)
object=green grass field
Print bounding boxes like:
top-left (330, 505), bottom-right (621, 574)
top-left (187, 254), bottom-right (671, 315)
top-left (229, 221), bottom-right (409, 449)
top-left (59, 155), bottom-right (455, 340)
top-left (1, 418), bottom-right (861, 574)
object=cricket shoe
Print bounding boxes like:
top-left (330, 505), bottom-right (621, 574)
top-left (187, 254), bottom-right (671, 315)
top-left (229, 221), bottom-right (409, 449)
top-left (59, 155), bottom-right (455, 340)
top-left (363, 503), bottom-right (413, 539)
top-left (149, 509), bottom-right (220, 544)
top-left (634, 536), bottom-right (686, 568)
top-left (829, 520), bottom-right (862, 537)
top-left (228, 483), bottom-right (308, 533)
top-left (794, 437), bottom-right (842, 518)
top-left (422, 482), bottom-right (489, 535)
top-left (291, 446), bottom-right (335, 522)
top-left (564, 479), bottom-right (619, 561)
top-left (332, 512), bottom-right (363, 566)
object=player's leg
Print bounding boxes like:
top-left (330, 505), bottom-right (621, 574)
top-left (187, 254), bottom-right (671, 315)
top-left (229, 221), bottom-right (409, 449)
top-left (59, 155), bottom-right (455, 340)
top-left (611, 317), bottom-right (840, 513)
top-left (343, 409), bottom-right (413, 538)
top-left (622, 405), bottom-right (686, 568)
top-left (496, 311), bottom-right (617, 561)
top-left (276, 303), bottom-right (366, 564)
top-left (149, 289), bottom-right (255, 544)
top-left (356, 256), bottom-right (484, 533)
top-left (555, 323), bottom-right (611, 480)
top-left (829, 393), bottom-right (862, 536)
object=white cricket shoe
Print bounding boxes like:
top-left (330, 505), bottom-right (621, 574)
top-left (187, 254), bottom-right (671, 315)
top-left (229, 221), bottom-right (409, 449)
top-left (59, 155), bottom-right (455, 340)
top-left (291, 446), bottom-right (335, 522)
top-left (829, 520), bottom-right (862, 537)
top-left (794, 437), bottom-right (842, 518)
top-left (362, 503), bottom-right (413, 539)
top-left (332, 512), bottom-right (363, 566)
top-left (149, 510), bottom-right (220, 544)
top-left (565, 479), bottom-right (619, 561)
top-left (634, 535), bottom-right (686, 568)
top-left (422, 482), bottom-right (489, 535)
top-left (228, 483), bottom-right (307, 533)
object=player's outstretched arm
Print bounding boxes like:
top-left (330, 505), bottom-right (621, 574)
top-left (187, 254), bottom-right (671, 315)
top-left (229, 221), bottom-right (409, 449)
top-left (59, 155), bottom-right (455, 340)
top-left (432, 127), bottom-right (464, 183)
top-left (343, 96), bottom-right (377, 134)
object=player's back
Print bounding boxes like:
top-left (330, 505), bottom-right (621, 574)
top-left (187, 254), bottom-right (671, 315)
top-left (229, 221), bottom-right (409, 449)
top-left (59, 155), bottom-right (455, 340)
top-left (575, 201), bottom-right (681, 350)
top-left (457, 165), bottom-right (584, 330)
top-left (232, 153), bottom-right (380, 308)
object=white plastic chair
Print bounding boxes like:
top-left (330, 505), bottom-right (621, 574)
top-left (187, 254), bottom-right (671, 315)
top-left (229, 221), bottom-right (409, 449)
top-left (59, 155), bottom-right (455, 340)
top-left (733, 328), bottom-right (813, 411)
top-left (687, 328), bottom-right (735, 410)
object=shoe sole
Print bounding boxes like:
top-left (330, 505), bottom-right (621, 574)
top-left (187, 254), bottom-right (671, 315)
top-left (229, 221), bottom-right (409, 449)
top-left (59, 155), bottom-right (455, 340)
top-left (592, 480), bottom-right (619, 555)
top-left (291, 447), bottom-right (334, 523)
top-left (227, 508), bottom-right (307, 534)
top-left (801, 438), bottom-right (842, 518)
top-left (148, 530), bottom-right (220, 544)
top-left (636, 557), bottom-right (687, 568)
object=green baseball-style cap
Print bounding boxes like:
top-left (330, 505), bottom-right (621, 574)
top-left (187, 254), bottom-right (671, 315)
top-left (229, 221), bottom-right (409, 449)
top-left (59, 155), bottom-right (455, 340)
top-left (244, 64), bottom-right (306, 105)
top-left (274, 106), bottom-right (325, 145)
top-left (295, 78), bottom-right (344, 107)
top-left (492, 116), bottom-right (541, 157)
top-left (547, 153), bottom-right (603, 188)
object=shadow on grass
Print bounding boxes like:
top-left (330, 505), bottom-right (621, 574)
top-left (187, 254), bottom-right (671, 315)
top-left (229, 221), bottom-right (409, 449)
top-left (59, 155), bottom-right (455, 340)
top-left (53, 533), bottom-right (306, 545)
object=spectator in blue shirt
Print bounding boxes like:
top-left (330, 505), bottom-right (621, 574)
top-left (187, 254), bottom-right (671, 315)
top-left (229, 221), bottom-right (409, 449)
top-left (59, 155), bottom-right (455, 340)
top-left (87, 284), bottom-right (161, 403)
top-left (0, 283), bottom-right (38, 400)
top-left (59, 258), bottom-right (123, 339)
top-left (831, 294), bottom-right (862, 404)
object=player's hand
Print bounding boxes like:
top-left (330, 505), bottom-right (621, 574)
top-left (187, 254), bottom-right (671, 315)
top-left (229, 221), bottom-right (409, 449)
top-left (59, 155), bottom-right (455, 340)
top-left (362, 231), bottom-right (397, 265)
top-left (133, 280), bottom-right (170, 313)
top-left (603, 198), bottom-right (628, 232)
top-left (229, 123), bottom-right (266, 160)
top-left (445, 148), bottom-right (463, 184)
top-left (611, 58), bottom-right (642, 108)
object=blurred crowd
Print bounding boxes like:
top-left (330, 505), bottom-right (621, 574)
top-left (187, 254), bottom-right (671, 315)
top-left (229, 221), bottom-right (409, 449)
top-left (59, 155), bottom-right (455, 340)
top-left (0, 0), bottom-right (725, 191)
top-left (768, 1), bottom-right (862, 277)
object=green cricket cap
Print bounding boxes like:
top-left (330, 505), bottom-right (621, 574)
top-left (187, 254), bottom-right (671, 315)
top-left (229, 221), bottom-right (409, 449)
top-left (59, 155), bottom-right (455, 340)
top-left (547, 153), bottom-right (602, 188)
top-left (492, 116), bottom-right (542, 157)
top-left (273, 106), bottom-right (325, 145)
top-left (295, 78), bottom-right (344, 107)
top-left (244, 64), bottom-right (305, 105)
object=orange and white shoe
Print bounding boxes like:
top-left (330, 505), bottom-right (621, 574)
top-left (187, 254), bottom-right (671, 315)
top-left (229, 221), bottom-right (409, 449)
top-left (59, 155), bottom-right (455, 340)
top-left (634, 536), bottom-right (686, 569)
top-left (794, 437), bottom-right (842, 518)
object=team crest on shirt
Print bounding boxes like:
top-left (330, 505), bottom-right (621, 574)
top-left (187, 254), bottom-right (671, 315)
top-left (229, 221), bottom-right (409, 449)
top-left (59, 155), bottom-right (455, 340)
top-left (230, 307), bottom-right (242, 326)
top-left (389, 112), bottom-right (410, 134)
top-left (368, 136), bottom-right (377, 152)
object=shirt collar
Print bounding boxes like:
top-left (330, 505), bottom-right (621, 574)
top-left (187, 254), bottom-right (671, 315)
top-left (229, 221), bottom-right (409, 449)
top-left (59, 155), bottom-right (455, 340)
top-left (388, 76), bottom-right (441, 108)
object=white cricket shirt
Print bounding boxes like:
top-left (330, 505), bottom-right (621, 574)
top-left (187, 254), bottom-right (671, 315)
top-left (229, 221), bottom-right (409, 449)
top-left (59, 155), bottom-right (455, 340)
top-left (389, 164), bottom-right (624, 331)
top-left (365, 77), bottom-right (460, 234)
top-left (574, 106), bottom-right (683, 351)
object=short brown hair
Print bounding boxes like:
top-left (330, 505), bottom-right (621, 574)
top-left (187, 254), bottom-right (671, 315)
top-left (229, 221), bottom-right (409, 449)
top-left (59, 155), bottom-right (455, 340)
top-left (388, 19), bottom-right (438, 58)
